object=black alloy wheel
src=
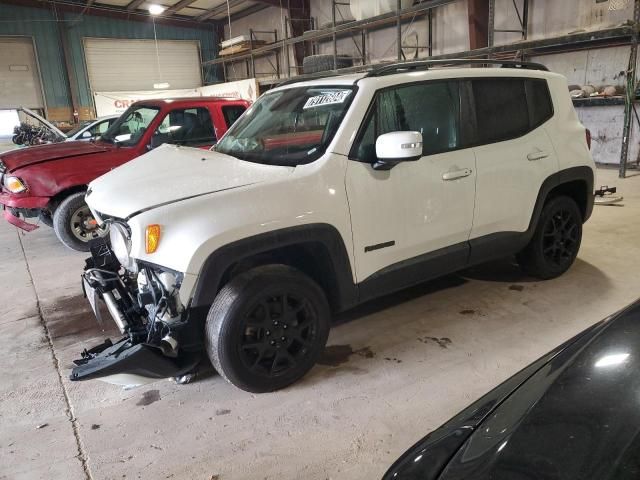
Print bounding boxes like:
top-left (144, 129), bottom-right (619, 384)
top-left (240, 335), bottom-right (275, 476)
top-left (541, 208), bottom-right (580, 269)
top-left (206, 265), bottom-right (330, 393)
top-left (517, 195), bottom-right (582, 279)
top-left (239, 293), bottom-right (319, 377)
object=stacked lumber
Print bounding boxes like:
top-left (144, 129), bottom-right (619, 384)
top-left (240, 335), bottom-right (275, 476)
top-left (219, 39), bottom-right (267, 57)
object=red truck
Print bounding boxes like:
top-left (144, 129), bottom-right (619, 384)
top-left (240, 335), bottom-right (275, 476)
top-left (0, 97), bottom-right (249, 251)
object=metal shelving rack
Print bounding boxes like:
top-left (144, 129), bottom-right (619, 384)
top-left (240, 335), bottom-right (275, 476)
top-left (207, 0), bottom-right (640, 176)
top-left (216, 28), bottom-right (281, 82)
top-left (205, 0), bottom-right (454, 81)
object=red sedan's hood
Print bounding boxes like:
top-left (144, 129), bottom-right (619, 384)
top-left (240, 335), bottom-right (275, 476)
top-left (0, 141), bottom-right (113, 172)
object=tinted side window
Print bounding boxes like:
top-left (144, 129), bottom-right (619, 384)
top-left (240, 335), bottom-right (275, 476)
top-left (473, 78), bottom-right (529, 145)
top-left (526, 79), bottom-right (553, 129)
top-left (353, 81), bottom-right (460, 161)
top-left (155, 107), bottom-right (216, 147)
top-left (222, 105), bottom-right (247, 128)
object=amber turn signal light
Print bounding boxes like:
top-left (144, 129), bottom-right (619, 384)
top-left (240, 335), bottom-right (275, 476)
top-left (145, 224), bottom-right (161, 254)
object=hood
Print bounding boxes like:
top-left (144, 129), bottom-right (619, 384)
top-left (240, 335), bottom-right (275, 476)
top-left (1, 140), bottom-right (112, 172)
top-left (86, 144), bottom-right (294, 219)
top-left (435, 301), bottom-right (640, 480)
top-left (19, 107), bottom-right (66, 140)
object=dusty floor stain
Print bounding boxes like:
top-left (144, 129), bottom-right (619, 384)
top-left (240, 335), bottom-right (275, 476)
top-left (418, 337), bottom-right (452, 349)
top-left (318, 345), bottom-right (376, 366)
top-left (45, 294), bottom-right (119, 347)
top-left (318, 345), bottom-right (354, 366)
top-left (354, 346), bottom-right (375, 359)
top-left (509, 285), bottom-right (525, 291)
top-left (136, 390), bottom-right (161, 406)
top-left (91, 424), bottom-right (101, 430)
top-left (384, 357), bottom-right (402, 364)
top-left (459, 309), bottom-right (475, 315)
top-left (215, 409), bottom-right (231, 416)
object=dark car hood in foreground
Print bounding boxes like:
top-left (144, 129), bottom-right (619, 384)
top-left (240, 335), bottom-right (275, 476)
top-left (385, 300), bottom-right (640, 480)
top-left (0, 140), bottom-right (112, 172)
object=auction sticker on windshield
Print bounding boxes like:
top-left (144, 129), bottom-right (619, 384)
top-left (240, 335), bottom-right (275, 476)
top-left (303, 90), bottom-right (351, 109)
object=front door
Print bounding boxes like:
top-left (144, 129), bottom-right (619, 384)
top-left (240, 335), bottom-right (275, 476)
top-left (345, 80), bottom-right (477, 289)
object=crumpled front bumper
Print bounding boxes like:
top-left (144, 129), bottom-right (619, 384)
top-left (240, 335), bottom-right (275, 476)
top-left (0, 193), bottom-right (50, 231)
top-left (71, 241), bottom-right (201, 382)
top-left (3, 209), bottom-right (39, 231)
top-left (0, 192), bottom-right (49, 209)
top-left (70, 338), bottom-right (199, 382)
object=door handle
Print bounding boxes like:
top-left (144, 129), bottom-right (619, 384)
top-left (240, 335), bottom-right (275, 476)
top-left (442, 168), bottom-right (473, 181)
top-left (527, 150), bottom-right (549, 161)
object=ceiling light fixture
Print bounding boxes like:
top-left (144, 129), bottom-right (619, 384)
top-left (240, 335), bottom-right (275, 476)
top-left (148, 4), bottom-right (166, 16)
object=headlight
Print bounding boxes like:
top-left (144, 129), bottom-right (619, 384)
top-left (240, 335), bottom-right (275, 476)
top-left (4, 176), bottom-right (27, 193)
top-left (109, 222), bottom-right (134, 271)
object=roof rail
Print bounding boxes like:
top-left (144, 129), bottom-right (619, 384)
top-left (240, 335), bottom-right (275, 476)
top-left (365, 58), bottom-right (549, 77)
top-left (276, 72), bottom-right (343, 87)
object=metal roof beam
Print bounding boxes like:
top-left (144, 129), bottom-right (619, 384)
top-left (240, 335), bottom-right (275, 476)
top-left (164, 0), bottom-right (198, 14)
top-left (126, 0), bottom-right (146, 11)
top-left (196, 0), bottom-right (246, 21)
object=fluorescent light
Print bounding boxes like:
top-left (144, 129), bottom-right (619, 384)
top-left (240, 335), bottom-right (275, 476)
top-left (595, 353), bottom-right (630, 368)
top-left (148, 4), bottom-right (165, 15)
top-left (153, 82), bottom-right (170, 89)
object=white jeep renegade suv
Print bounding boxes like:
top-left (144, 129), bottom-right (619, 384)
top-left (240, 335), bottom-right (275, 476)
top-left (72, 60), bottom-right (595, 393)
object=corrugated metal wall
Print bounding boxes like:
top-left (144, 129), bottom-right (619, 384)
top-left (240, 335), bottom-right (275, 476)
top-left (0, 4), bottom-right (70, 115)
top-left (0, 3), bottom-right (219, 120)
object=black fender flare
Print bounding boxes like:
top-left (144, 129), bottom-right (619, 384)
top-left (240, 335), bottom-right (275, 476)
top-left (190, 223), bottom-right (358, 311)
top-left (528, 165), bottom-right (594, 231)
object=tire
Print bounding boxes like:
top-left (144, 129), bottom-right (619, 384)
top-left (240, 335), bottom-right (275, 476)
top-left (517, 195), bottom-right (583, 279)
top-left (205, 264), bottom-right (331, 393)
top-left (52, 191), bottom-right (107, 252)
top-left (302, 54), bottom-right (353, 74)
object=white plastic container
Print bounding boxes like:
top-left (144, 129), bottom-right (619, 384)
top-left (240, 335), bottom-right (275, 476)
top-left (349, 0), bottom-right (413, 21)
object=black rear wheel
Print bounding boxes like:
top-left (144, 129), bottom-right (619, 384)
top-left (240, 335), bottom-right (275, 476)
top-left (205, 265), bottom-right (330, 393)
top-left (517, 195), bottom-right (582, 279)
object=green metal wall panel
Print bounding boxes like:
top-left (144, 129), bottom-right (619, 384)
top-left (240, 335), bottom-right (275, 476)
top-left (0, 4), bottom-right (70, 109)
top-left (0, 3), bottom-right (218, 117)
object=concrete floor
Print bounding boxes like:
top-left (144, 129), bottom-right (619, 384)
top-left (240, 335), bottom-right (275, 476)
top-left (1, 167), bottom-right (639, 480)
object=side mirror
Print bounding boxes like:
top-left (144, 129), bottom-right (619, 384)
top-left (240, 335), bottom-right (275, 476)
top-left (373, 131), bottom-right (423, 170)
top-left (81, 130), bottom-right (92, 139)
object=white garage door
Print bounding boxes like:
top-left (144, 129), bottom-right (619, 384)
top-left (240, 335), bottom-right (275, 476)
top-left (84, 38), bottom-right (202, 92)
top-left (0, 37), bottom-right (44, 109)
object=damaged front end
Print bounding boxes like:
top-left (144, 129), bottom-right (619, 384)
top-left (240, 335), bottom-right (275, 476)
top-left (71, 240), bottom-right (201, 383)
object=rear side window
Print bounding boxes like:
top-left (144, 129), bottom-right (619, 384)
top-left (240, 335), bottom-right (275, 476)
top-left (473, 78), bottom-right (529, 145)
top-left (352, 81), bottom-right (461, 161)
top-left (526, 79), bottom-right (553, 129)
top-left (222, 105), bottom-right (247, 128)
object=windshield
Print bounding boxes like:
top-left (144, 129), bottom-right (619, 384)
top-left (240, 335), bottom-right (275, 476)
top-left (102, 106), bottom-right (160, 146)
top-left (215, 86), bottom-right (355, 166)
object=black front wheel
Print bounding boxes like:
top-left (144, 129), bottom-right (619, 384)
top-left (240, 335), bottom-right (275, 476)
top-left (517, 195), bottom-right (583, 279)
top-left (205, 265), bottom-right (330, 393)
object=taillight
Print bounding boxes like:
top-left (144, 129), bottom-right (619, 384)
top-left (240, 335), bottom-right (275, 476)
top-left (586, 128), bottom-right (592, 150)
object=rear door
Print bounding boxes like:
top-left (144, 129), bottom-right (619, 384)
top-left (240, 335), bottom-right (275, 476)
top-left (469, 77), bottom-right (557, 250)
